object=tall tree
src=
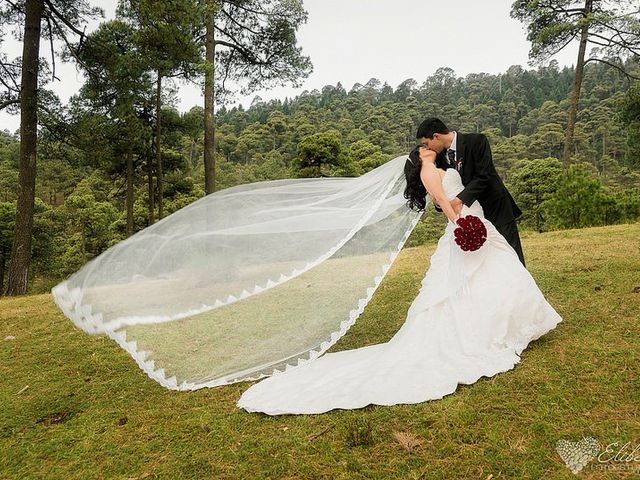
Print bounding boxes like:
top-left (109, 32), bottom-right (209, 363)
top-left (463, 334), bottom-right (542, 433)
top-left (0, 0), bottom-right (102, 295)
top-left (511, 0), bottom-right (640, 166)
top-left (511, 157), bottom-right (563, 231)
top-left (75, 19), bottom-right (154, 237)
top-left (619, 80), bottom-right (640, 167)
top-left (117, 0), bottom-right (202, 221)
top-left (199, 0), bottom-right (312, 194)
top-left (203, 0), bottom-right (216, 195)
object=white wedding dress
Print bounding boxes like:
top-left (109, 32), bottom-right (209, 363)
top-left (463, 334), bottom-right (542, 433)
top-left (236, 168), bottom-right (563, 415)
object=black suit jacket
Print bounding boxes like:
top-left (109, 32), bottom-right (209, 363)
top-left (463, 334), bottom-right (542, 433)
top-left (434, 132), bottom-right (522, 227)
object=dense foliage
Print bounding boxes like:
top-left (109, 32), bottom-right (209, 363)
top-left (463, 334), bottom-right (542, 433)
top-left (0, 59), bottom-right (639, 292)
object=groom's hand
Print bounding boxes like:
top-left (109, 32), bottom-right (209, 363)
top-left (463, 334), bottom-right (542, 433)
top-left (450, 197), bottom-right (464, 216)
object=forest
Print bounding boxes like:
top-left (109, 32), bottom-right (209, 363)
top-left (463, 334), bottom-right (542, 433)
top-left (1, 0), bottom-right (639, 294)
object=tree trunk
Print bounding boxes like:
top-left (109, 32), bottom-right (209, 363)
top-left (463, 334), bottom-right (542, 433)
top-left (1, 247), bottom-right (6, 294)
top-left (204, 0), bottom-right (216, 195)
top-left (563, 0), bottom-right (593, 167)
top-left (156, 72), bottom-right (164, 220)
top-left (4, 0), bottom-right (43, 296)
top-left (126, 148), bottom-right (134, 236)
top-left (147, 145), bottom-right (155, 225)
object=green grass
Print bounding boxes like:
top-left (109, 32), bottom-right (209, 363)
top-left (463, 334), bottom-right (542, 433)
top-left (1, 223), bottom-right (639, 480)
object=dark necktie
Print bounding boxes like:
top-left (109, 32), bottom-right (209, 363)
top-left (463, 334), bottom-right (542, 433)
top-left (447, 149), bottom-right (457, 170)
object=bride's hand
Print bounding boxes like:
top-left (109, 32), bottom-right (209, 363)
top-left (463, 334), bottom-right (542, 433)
top-left (450, 197), bottom-right (464, 216)
top-left (447, 211), bottom-right (460, 225)
top-left (418, 146), bottom-right (436, 162)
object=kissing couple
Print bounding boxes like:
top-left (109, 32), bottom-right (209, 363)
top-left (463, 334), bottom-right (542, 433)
top-left (236, 117), bottom-right (562, 415)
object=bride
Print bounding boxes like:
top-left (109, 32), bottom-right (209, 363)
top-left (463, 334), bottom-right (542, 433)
top-left (236, 146), bottom-right (563, 415)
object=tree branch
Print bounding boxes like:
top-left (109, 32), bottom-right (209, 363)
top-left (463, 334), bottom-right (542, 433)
top-left (592, 20), bottom-right (639, 37)
top-left (589, 31), bottom-right (640, 55)
top-left (214, 38), bottom-right (251, 58)
top-left (2, 0), bottom-right (22, 13)
top-left (44, 15), bottom-right (61, 83)
top-left (0, 98), bottom-right (20, 111)
top-left (0, 61), bottom-right (20, 92)
top-left (220, 48), bottom-right (234, 96)
top-left (607, 9), bottom-right (640, 20)
top-left (218, 0), bottom-right (273, 18)
top-left (213, 27), bottom-right (262, 64)
top-left (46, 12), bottom-right (100, 82)
top-left (43, 0), bottom-right (87, 39)
top-left (587, 38), bottom-right (611, 47)
top-left (534, 1), bottom-right (586, 17)
top-left (547, 32), bottom-right (580, 58)
top-left (219, 7), bottom-right (261, 36)
top-left (0, 76), bottom-right (19, 93)
top-left (584, 57), bottom-right (640, 83)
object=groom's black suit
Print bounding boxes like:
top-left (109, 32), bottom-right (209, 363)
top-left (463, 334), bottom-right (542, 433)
top-left (434, 132), bottom-right (526, 266)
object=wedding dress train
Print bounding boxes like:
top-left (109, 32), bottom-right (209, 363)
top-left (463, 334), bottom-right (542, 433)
top-left (236, 168), bottom-right (563, 415)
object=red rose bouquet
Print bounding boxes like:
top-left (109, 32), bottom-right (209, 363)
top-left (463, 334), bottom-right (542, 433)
top-left (453, 215), bottom-right (487, 252)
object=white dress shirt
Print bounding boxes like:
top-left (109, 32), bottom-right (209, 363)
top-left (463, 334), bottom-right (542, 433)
top-left (447, 131), bottom-right (457, 164)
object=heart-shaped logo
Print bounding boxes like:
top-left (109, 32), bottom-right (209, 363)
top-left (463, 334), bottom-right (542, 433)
top-left (555, 437), bottom-right (600, 474)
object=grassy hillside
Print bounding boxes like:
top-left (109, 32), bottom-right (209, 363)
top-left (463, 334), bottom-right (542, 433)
top-left (1, 223), bottom-right (639, 480)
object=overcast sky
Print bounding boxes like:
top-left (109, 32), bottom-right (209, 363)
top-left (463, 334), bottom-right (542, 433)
top-left (0, 0), bottom-right (581, 133)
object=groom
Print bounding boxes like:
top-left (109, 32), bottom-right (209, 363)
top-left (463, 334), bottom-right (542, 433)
top-left (416, 117), bottom-right (526, 267)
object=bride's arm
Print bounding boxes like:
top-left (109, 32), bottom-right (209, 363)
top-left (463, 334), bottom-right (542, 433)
top-left (419, 154), bottom-right (459, 224)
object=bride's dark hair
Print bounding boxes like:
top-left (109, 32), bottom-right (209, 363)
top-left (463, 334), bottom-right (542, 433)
top-left (403, 146), bottom-right (428, 212)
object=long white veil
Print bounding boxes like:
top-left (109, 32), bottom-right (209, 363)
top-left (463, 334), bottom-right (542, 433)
top-left (51, 154), bottom-right (426, 390)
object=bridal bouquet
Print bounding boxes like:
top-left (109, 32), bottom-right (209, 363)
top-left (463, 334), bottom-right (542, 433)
top-left (454, 215), bottom-right (487, 252)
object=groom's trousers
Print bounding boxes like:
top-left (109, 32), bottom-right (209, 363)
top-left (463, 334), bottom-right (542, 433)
top-left (495, 220), bottom-right (526, 268)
